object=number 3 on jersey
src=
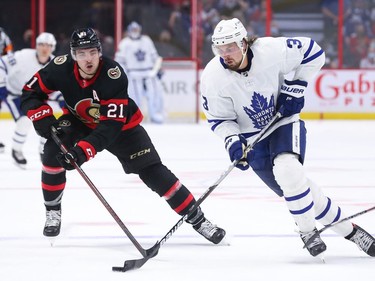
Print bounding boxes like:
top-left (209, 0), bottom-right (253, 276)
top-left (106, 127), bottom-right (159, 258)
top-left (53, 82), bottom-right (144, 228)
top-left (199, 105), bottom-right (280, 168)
top-left (202, 96), bottom-right (209, 111)
top-left (286, 38), bottom-right (302, 49)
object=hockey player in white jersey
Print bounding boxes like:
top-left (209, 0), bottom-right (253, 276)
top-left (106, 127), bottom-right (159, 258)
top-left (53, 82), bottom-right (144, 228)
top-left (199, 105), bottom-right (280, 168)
top-left (115, 21), bottom-right (164, 123)
top-left (0, 27), bottom-right (15, 152)
top-left (200, 18), bottom-right (375, 258)
top-left (0, 32), bottom-right (64, 168)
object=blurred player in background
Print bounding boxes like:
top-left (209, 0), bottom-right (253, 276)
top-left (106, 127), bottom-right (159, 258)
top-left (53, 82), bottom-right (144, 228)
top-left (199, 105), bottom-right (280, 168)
top-left (0, 27), bottom-right (15, 152)
top-left (0, 27), bottom-right (13, 55)
top-left (0, 32), bottom-right (64, 168)
top-left (115, 21), bottom-right (165, 124)
top-left (200, 18), bottom-right (375, 258)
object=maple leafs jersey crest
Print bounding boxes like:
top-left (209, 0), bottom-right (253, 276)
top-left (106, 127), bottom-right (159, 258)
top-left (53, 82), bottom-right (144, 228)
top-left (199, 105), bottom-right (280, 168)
top-left (243, 92), bottom-right (275, 129)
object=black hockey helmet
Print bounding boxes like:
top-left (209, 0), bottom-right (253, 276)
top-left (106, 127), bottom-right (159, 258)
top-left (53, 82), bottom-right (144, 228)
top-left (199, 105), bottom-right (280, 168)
top-left (70, 28), bottom-right (102, 58)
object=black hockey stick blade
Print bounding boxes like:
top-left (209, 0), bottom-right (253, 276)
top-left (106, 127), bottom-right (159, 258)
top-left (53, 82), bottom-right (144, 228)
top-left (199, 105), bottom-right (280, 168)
top-left (51, 127), bottom-right (150, 260)
top-left (112, 243), bottom-right (160, 272)
top-left (112, 111), bottom-right (284, 272)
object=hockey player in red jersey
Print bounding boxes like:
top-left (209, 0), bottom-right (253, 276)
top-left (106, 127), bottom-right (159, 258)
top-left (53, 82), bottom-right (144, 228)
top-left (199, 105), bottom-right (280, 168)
top-left (21, 27), bottom-right (225, 244)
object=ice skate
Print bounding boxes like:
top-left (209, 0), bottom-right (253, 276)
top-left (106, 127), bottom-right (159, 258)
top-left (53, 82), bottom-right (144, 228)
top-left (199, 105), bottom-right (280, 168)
top-left (150, 113), bottom-right (164, 124)
top-left (193, 218), bottom-right (226, 244)
top-left (43, 209), bottom-right (61, 239)
top-left (12, 149), bottom-right (27, 169)
top-left (0, 142), bottom-right (5, 153)
top-left (300, 228), bottom-right (327, 258)
top-left (346, 224), bottom-right (375, 257)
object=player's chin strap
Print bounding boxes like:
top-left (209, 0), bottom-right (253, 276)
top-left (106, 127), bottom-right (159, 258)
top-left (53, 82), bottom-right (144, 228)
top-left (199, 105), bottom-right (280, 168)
top-left (238, 44), bottom-right (248, 70)
top-left (50, 127), bottom-right (149, 259)
top-left (112, 110), bottom-right (284, 272)
top-left (237, 41), bottom-right (249, 69)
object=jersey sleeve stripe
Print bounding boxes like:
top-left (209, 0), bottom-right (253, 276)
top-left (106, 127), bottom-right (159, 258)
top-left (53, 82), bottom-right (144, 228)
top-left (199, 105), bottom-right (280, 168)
top-left (301, 49), bottom-right (324, 65)
top-left (0, 58), bottom-right (7, 73)
top-left (303, 39), bottom-right (315, 60)
top-left (208, 118), bottom-right (237, 132)
top-left (34, 72), bottom-right (56, 94)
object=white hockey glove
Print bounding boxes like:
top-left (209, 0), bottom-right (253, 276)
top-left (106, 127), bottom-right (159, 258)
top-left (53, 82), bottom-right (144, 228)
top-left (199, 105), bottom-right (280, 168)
top-left (7, 52), bottom-right (16, 66)
top-left (276, 79), bottom-right (307, 117)
top-left (225, 135), bottom-right (249, 170)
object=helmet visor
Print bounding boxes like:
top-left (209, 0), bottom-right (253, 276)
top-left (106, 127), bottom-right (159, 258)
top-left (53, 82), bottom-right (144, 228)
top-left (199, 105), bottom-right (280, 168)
top-left (212, 42), bottom-right (241, 56)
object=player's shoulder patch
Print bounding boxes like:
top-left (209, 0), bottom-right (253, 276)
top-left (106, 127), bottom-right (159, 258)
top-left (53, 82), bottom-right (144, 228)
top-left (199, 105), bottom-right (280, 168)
top-left (107, 66), bottom-right (121, 79)
top-left (54, 55), bottom-right (68, 65)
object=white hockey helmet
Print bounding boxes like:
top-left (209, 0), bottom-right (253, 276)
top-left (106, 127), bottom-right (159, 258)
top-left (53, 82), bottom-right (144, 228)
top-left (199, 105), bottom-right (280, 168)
top-left (36, 32), bottom-right (56, 51)
top-left (127, 21), bottom-right (142, 39)
top-left (212, 18), bottom-right (247, 47)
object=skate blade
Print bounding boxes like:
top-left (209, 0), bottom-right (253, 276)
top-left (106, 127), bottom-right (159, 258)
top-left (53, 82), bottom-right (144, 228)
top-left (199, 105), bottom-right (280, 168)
top-left (47, 237), bottom-right (57, 247)
top-left (13, 162), bottom-right (27, 170)
top-left (218, 235), bottom-right (231, 246)
top-left (315, 252), bottom-right (326, 263)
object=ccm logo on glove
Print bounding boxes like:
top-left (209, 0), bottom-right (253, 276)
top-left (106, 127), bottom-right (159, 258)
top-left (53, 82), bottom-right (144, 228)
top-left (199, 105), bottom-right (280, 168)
top-left (27, 105), bottom-right (53, 121)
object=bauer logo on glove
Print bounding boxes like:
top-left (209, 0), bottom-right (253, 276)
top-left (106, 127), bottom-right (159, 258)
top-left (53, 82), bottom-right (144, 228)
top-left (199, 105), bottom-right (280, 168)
top-left (276, 79), bottom-right (308, 117)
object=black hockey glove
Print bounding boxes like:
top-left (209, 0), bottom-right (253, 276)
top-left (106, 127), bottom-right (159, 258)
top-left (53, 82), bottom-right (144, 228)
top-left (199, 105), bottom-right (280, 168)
top-left (225, 134), bottom-right (249, 171)
top-left (27, 104), bottom-right (58, 139)
top-left (276, 79), bottom-right (307, 117)
top-left (56, 146), bottom-right (86, 170)
top-left (56, 141), bottom-right (96, 170)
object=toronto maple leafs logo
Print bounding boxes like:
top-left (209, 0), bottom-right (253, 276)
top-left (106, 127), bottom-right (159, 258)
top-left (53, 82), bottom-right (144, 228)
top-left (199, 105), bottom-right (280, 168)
top-left (243, 92), bottom-right (275, 129)
top-left (134, 49), bottom-right (146, 61)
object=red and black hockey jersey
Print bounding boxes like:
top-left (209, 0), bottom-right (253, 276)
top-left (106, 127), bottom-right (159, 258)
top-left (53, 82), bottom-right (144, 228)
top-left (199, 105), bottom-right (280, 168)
top-left (21, 54), bottom-right (143, 153)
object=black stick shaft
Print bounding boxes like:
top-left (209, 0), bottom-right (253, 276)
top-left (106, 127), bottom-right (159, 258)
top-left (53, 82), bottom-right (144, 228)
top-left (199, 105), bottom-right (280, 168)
top-left (113, 112), bottom-right (284, 271)
top-left (51, 129), bottom-right (147, 257)
top-left (319, 205), bottom-right (375, 235)
top-left (154, 111), bottom-right (283, 247)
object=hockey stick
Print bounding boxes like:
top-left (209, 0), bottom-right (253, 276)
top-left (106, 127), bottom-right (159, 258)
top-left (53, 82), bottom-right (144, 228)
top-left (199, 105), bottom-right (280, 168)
top-left (112, 111), bottom-right (283, 272)
top-left (50, 127), bottom-right (148, 258)
top-left (304, 205), bottom-right (375, 248)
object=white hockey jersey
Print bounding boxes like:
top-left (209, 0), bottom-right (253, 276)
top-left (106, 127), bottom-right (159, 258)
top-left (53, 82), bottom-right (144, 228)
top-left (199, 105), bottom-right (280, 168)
top-left (200, 37), bottom-right (325, 142)
top-left (114, 35), bottom-right (160, 78)
top-left (0, 48), bottom-right (53, 95)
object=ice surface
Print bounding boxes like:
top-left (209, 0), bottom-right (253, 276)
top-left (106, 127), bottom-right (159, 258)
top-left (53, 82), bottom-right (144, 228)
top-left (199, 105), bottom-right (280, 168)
top-left (0, 119), bottom-right (374, 281)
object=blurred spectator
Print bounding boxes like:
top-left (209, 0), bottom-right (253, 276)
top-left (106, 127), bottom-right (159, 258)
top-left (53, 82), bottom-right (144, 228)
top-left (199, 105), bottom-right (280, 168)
top-left (17, 29), bottom-right (33, 49)
top-left (360, 38), bottom-right (375, 68)
top-left (345, 0), bottom-right (373, 39)
top-left (347, 22), bottom-right (371, 67)
top-left (245, 0), bottom-right (267, 36)
top-left (201, 0), bottom-right (221, 41)
top-left (95, 29), bottom-right (114, 58)
top-left (321, 1), bottom-right (351, 45)
top-left (320, 40), bottom-right (339, 68)
top-left (155, 29), bottom-right (187, 57)
top-left (217, 0), bottom-right (248, 23)
top-left (168, 0), bottom-right (191, 55)
top-left (54, 32), bottom-right (70, 56)
top-left (321, 0), bottom-right (339, 41)
top-left (360, 50), bottom-right (375, 68)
